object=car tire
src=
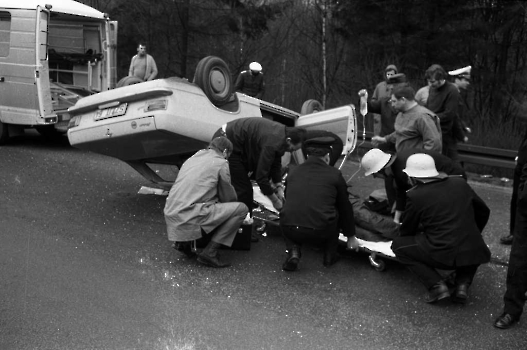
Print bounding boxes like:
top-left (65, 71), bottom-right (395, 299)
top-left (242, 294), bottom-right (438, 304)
top-left (0, 120), bottom-right (9, 145)
top-left (193, 56), bottom-right (233, 106)
top-left (300, 99), bottom-right (324, 115)
top-left (116, 76), bottom-right (144, 88)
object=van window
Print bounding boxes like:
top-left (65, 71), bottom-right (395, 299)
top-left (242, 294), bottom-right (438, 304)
top-left (0, 11), bottom-right (10, 57)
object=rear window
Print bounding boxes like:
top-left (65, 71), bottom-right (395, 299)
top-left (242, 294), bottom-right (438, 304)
top-left (0, 11), bottom-right (10, 57)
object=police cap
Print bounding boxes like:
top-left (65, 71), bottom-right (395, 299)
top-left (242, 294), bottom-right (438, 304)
top-left (305, 136), bottom-right (335, 155)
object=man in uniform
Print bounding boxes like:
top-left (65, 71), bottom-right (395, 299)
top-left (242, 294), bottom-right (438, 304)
top-left (234, 61), bottom-right (265, 99)
top-left (361, 148), bottom-right (466, 223)
top-left (128, 43), bottom-right (158, 82)
top-left (391, 154), bottom-right (491, 303)
top-left (279, 137), bottom-right (360, 271)
top-left (164, 137), bottom-right (249, 268)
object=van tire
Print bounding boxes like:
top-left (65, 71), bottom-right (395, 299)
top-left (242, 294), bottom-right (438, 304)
top-left (193, 56), bottom-right (233, 106)
top-left (300, 99), bottom-right (324, 115)
top-left (116, 76), bottom-right (144, 88)
top-left (0, 120), bottom-right (9, 144)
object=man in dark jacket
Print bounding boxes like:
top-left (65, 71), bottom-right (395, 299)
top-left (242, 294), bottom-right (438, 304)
top-left (234, 61), bottom-right (265, 99)
top-left (279, 137), bottom-right (360, 271)
top-left (214, 117), bottom-right (306, 214)
top-left (361, 148), bottom-right (466, 224)
top-left (426, 64), bottom-right (461, 164)
top-left (391, 153), bottom-right (491, 304)
top-left (494, 162), bottom-right (527, 329)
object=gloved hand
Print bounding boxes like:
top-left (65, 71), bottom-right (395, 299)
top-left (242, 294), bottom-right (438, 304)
top-left (268, 193), bottom-right (283, 210)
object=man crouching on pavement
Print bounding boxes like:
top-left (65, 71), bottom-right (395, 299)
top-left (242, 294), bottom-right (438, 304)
top-left (279, 136), bottom-right (360, 271)
top-left (164, 136), bottom-right (249, 268)
top-left (391, 153), bottom-right (491, 303)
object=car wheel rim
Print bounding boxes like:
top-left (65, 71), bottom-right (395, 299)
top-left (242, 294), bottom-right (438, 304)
top-left (210, 69), bottom-right (226, 93)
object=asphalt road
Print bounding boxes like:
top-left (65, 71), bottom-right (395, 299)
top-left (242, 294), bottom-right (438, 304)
top-left (1, 131), bottom-right (526, 350)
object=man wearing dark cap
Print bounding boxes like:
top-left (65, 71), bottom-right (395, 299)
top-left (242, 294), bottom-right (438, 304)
top-left (279, 136), bottom-right (360, 271)
top-left (164, 137), bottom-right (249, 268)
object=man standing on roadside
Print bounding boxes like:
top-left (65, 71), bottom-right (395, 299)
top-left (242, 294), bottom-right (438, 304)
top-left (426, 64), bottom-right (460, 163)
top-left (128, 43), bottom-right (158, 82)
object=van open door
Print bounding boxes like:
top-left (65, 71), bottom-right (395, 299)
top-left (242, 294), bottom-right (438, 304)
top-left (35, 6), bottom-right (56, 124)
top-left (106, 20), bottom-right (118, 89)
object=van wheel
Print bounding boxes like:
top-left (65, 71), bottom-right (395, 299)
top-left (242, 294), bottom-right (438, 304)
top-left (0, 121), bottom-right (8, 144)
top-left (116, 76), bottom-right (144, 88)
top-left (193, 56), bottom-right (233, 106)
top-left (300, 99), bottom-right (324, 115)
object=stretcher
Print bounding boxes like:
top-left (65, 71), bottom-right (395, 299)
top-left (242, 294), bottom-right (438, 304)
top-left (252, 185), bottom-right (398, 271)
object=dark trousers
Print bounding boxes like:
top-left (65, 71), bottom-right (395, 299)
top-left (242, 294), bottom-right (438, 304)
top-left (281, 224), bottom-right (339, 255)
top-left (503, 180), bottom-right (527, 318)
top-left (442, 134), bottom-right (461, 166)
top-left (227, 153), bottom-right (254, 216)
top-left (392, 236), bottom-right (479, 289)
top-left (509, 161), bottom-right (524, 237)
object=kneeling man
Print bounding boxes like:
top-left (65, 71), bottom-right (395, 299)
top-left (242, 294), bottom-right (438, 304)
top-left (391, 153), bottom-right (491, 303)
top-left (279, 137), bottom-right (360, 271)
top-left (164, 137), bottom-right (249, 268)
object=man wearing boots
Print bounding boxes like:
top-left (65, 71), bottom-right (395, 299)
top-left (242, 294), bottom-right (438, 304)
top-left (164, 137), bottom-right (249, 268)
top-left (279, 137), bottom-right (360, 271)
top-left (391, 154), bottom-right (491, 303)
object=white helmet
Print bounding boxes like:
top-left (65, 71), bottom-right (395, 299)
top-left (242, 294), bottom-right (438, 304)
top-left (403, 153), bottom-right (439, 178)
top-left (361, 148), bottom-right (392, 176)
top-left (249, 61), bottom-right (262, 72)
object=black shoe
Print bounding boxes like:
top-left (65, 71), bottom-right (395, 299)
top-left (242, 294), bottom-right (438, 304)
top-left (323, 253), bottom-right (341, 267)
top-left (251, 232), bottom-right (260, 243)
top-left (425, 281), bottom-right (451, 303)
top-left (500, 234), bottom-right (514, 245)
top-left (282, 256), bottom-right (299, 271)
top-left (451, 283), bottom-right (469, 304)
top-left (173, 241), bottom-right (196, 258)
top-left (494, 313), bottom-right (519, 329)
top-left (197, 253), bottom-right (231, 268)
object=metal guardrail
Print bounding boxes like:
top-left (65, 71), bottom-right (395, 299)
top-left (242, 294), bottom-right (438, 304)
top-left (356, 132), bottom-right (517, 170)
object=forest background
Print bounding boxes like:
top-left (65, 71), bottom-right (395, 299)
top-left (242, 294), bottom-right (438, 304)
top-left (80, 0), bottom-right (527, 174)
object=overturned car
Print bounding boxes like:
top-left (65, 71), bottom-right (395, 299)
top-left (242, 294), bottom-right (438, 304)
top-left (67, 56), bottom-right (358, 187)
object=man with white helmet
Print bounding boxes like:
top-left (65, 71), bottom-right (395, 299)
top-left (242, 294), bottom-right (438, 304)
top-left (391, 153), bottom-right (491, 304)
top-left (361, 148), bottom-right (465, 223)
top-left (234, 61), bottom-right (265, 99)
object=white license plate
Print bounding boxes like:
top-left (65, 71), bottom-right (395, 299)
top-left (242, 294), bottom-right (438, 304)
top-left (95, 103), bottom-right (128, 121)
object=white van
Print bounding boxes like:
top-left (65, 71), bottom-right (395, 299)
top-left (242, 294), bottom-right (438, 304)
top-left (0, 0), bottom-right (117, 143)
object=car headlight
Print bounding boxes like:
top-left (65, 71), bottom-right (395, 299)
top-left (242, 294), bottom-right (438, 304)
top-left (145, 99), bottom-right (168, 112)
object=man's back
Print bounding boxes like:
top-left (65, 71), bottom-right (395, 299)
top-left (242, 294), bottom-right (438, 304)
top-left (401, 177), bottom-right (490, 265)
top-left (280, 157), bottom-right (352, 230)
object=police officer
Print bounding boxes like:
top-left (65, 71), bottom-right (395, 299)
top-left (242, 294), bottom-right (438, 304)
top-left (234, 61), bottom-right (265, 99)
top-left (279, 136), bottom-right (360, 271)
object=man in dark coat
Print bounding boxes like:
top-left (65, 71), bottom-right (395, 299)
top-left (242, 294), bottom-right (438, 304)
top-left (391, 153), bottom-right (491, 304)
top-left (426, 64), bottom-right (461, 164)
top-left (214, 117), bottom-right (306, 214)
top-left (234, 61), bottom-right (265, 99)
top-left (279, 137), bottom-right (360, 271)
top-left (494, 162), bottom-right (527, 329)
top-left (362, 148), bottom-right (466, 224)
